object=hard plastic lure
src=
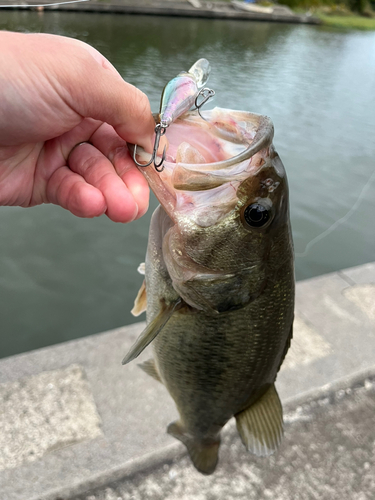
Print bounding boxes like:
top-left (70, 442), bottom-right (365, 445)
top-left (133, 58), bottom-right (215, 172)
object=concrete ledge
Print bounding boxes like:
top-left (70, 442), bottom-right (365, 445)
top-left (0, 261), bottom-right (374, 499)
top-left (68, 366), bottom-right (375, 500)
top-left (68, 365), bottom-right (375, 500)
top-left (0, 365), bottom-right (102, 472)
top-left (35, 365), bottom-right (375, 500)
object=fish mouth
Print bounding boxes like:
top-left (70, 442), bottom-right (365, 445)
top-left (131, 108), bottom-right (274, 226)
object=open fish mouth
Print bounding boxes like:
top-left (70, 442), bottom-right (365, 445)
top-left (131, 108), bottom-right (275, 228)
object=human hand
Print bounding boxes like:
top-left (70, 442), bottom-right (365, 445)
top-left (0, 31), bottom-right (155, 222)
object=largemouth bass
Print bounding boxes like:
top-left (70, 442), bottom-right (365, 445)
top-left (123, 63), bottom-right (295, 475)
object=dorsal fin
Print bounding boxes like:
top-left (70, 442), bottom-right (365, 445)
top-left (137, 262), bottom-right (145, 275)
top-left (131, 280), bottom-right (147, 317)
top-left (122, 298), bottom-right (181, 365)
top-left (235, 384), bottom-right (284, 456)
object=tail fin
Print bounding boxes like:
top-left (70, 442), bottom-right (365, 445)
top-left (167, 421), bottom-right (220, 475)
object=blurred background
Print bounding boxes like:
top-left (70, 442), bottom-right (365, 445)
top-left (0, 11), bottom-right (374, 358)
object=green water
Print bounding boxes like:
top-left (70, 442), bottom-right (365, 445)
top-left (0, 12), bottom-right (374, 358)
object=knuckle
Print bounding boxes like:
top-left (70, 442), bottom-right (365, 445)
top-left (131, 88), bottom-right (152, 118)
top-left (79, 153), bottom-right (102, 175)
top-left (108, 146), bottom-right (129, 165)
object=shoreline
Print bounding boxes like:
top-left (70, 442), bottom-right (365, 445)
top-left (1, 0), bottom-right (320, 25)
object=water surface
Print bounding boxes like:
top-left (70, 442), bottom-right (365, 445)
top-left (0, 12), bottom-right (374, 357)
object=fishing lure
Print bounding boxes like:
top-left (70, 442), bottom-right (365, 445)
top-left (133, 58), bottom-right (215, 172)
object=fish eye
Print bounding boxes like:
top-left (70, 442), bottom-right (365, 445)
top-left (243, 203), bottom-right (271, 228)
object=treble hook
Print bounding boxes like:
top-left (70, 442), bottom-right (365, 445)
top-left (133, 88), bottom-right (214, 173)
top-left (195, 87), bottom-right (215, 120)
top-left (133, 123), bottom-right (167, 173)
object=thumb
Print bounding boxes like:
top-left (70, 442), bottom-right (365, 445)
top-left (61, 39), bottom-right (155, 153)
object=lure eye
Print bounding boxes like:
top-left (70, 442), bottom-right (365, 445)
top-left (244, 203), bottom-right (271, 228)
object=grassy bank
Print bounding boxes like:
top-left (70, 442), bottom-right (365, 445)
top-left (317, 12), bottom-right (375, 28)
top-left (233, 0), bottom-right (375, 29)
top-left (275, 0), bottom-right (375, 29)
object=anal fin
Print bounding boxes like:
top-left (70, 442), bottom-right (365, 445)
top-left (235, 384), bottom-right (284, 457)
top-left (167, 421), bottom-right (220, 475)
top-left (138, 358), bottom-right (162, 383)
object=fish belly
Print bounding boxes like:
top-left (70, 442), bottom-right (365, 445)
top-left (152, 275), bottom-right (294, 441)
top-left (145, 206), bottom-right (294, 440)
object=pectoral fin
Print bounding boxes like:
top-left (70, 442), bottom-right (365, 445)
top-left (235, 384), bottom-right (284, 456)
top-left (131, 280), bottom-right (147, 317)
top-left (138, 358), bottom-right (162, 383)
top-left (122, 298), bottom-right (181, 365)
